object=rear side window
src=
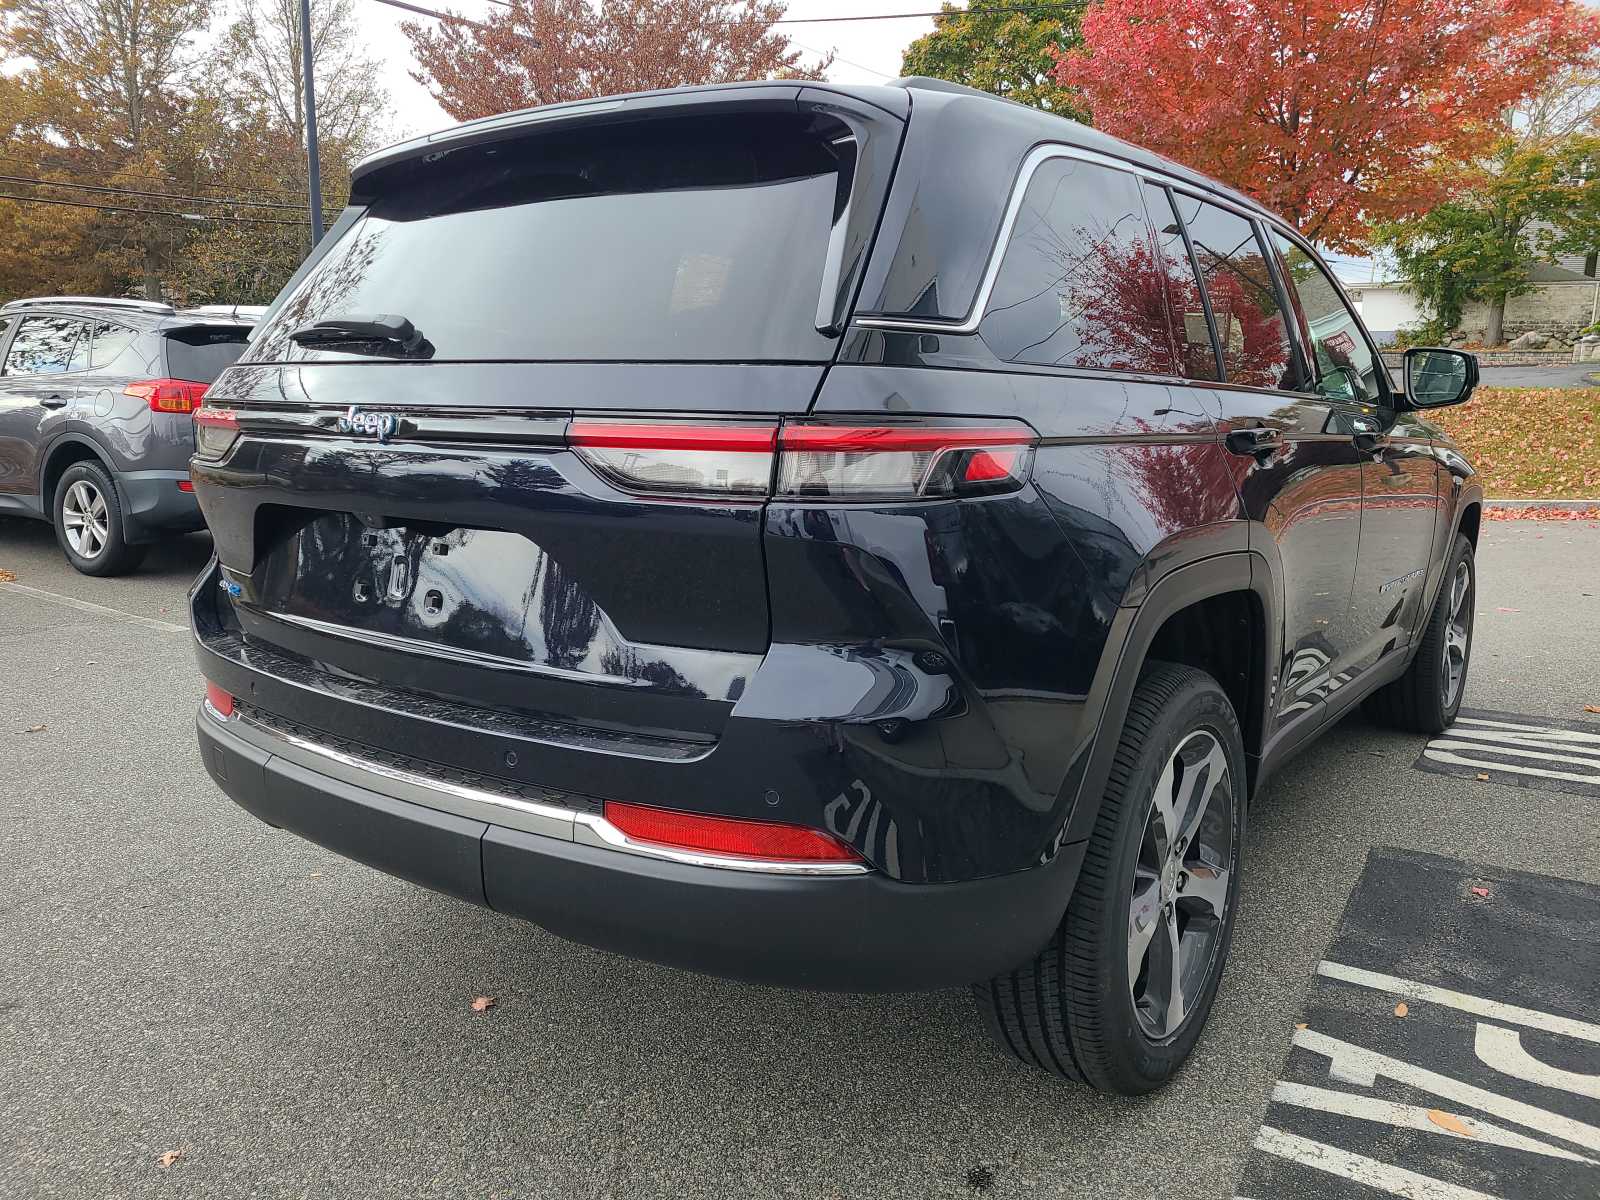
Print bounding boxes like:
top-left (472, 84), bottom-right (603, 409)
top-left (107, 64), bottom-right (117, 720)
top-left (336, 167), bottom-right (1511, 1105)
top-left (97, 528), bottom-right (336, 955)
top-left (250, 113), bottom-right (857, 364)
top-left (3, 315), bottom-right (86, 375)
top-left (1173, 196), bottom-right (1297, 391)
top-left (165, 327), bottom-right (249, 383)
top-left (90, 322), bottom-right (140, 369)
top-left (980, 158), bottom-right (1179, 375)
top-left (1145, 184), bottom-right (1220, 381)
top-left (1267, 230), bottom-right (1385, 404)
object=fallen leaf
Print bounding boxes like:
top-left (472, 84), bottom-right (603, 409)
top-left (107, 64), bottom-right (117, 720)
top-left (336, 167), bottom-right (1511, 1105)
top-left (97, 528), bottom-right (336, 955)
top-left (1426, 1110), bottom-right (1475, 1138)
top-left (471, 996), bottom-right (496, 1013)
top-left (157, 1149), bottom-right (184, 1169)
top-left (0, 568), bottom-right (15, 582)
top-left (23, 724), bottom-right (45, 734)
top-left (1471, 885), bottom-right (1491, 898)
top-left (1585, 706), bottom-right (1600, 714)
top-left (1394, 1002), bottom-right (1409, 1017)
top-left (1295, 1022), bottom-right (1308, 1030)
top-left (1475, 772), bottom-right (1490, 781)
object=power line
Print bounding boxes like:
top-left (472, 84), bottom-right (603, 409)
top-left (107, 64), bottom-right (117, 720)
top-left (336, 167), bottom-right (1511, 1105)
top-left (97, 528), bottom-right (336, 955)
top-left (0, 173), bottom-right (336, 213)
top-left (0, 192), bottom-right (305, 227)
top-left (0, 151), bottom-right (337, 211)
top-left (772, 3), bottom-right (1080, 22)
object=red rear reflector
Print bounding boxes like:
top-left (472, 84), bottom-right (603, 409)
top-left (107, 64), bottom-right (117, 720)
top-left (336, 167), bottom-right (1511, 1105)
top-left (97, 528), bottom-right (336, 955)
top-left (603, 801), bottom-right (862, 863)
top-left (963, 449), bottom-right (1020, 483)
top-left (205, 682), bottom-right (234, 717)
top-left (177, 479), bottom-right (194, 492)
top-left (126, 378), bottom-right (209, 414)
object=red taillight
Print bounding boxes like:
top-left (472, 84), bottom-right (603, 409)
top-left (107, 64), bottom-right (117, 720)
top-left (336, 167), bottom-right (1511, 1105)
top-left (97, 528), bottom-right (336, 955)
top-left (193, 406), bottom-right (239, 459)
top-left (569, 420), bottom-right (776, 498)
top-left (205, 681), bottom-right (234, 717)
top-left (776, 422), bottom-right (1035, 500)
top-left (126, 378), bottom-right (208, 414)
top-left (603, 801), bottom-right (862, 864)
top-left (565, 417), bottom-right (1036, 502)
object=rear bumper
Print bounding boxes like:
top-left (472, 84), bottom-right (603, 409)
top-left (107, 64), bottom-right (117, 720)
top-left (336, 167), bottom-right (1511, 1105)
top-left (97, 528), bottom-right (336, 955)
top-left (118, 469), bottom-right (203, 540)
top-left (196, 702), bottom-right (1083, 991)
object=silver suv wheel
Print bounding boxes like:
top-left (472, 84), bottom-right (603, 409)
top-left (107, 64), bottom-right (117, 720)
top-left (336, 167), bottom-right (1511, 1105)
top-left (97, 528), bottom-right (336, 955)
top-left (61, 479), bottom-right (110, 560)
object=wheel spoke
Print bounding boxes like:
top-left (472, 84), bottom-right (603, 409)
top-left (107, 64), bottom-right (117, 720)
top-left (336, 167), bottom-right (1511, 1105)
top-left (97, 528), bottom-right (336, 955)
top-left (1181, 861), bottom-right (1229, 919)
top-left (1128, 869), bottom-right (1161, 984)
top-left (88, 491), bottom-right (106, 519)
top-left (1175, 738), bottom-right (1228, 850)
top-left (1159, 909), bottom-right (1185, 1035)
top-left (1149, 753), bottom-right (1180, 859)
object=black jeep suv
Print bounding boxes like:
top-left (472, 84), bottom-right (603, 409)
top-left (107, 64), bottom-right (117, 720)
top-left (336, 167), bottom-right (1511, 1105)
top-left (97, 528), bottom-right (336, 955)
top-left (190, 79), bottom-right (1481, 1094)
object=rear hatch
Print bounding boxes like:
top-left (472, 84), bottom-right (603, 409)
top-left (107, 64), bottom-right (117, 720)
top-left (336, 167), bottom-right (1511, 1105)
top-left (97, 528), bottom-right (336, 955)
top-left (193, 91), bottom-right (902, 747)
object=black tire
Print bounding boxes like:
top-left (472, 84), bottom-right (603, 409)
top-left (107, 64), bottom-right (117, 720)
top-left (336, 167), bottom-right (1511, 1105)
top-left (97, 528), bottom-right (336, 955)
top-left (1363, 534), bottom-right (1475, 735)
top-left (52, 460), bottom-right (148, 577)
top-left (974, 662), bottom-right (1246, 1094)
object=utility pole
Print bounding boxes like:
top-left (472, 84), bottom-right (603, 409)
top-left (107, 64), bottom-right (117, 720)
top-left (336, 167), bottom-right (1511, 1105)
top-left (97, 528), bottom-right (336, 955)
top-left (299, 0), bottom-right (324, 245)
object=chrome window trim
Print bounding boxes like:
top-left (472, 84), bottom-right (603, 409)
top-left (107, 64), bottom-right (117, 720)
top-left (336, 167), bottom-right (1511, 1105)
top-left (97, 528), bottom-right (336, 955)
top-left (207, 702), bottom-right (870, 877)
top-left (851, 143), bottom-right (1272, 337)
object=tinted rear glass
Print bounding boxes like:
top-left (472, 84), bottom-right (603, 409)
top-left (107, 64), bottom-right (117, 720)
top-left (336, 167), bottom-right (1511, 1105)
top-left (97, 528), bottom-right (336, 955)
top-left (166, 327), bottom-right (249, 382)
top-left (250, 113), bottom-right (853, 364)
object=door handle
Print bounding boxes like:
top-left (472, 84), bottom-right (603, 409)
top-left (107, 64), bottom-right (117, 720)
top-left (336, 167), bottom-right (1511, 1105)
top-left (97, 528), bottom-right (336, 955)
top-left (40, 395), bottom-right (68, 409)
top-left (1225, 426), bottom-right (1282, 459)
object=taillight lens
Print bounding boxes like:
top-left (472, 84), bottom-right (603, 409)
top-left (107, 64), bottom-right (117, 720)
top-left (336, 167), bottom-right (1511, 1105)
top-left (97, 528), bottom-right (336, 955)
top-left (602, 801), bottom-right (862, 864)
top-left (204, 681), bottom-right (234, 717)
top-left (566, 418), bottom-right (1035, 502)
top-left (193, 407), bottom-right (239, 459)
top-left (126, 378), bottom-right (208, 414)
top-left (776, 422), bottom-right (1035, 500)
top-left (569, 421), bottom-right (777, 498)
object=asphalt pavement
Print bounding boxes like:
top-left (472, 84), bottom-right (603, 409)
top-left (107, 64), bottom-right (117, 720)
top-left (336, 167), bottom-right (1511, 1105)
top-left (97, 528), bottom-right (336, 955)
top-left (2, 515), bottom-right (1597, 1200)
top-left (1475, 363), bottom-right (1599, 389)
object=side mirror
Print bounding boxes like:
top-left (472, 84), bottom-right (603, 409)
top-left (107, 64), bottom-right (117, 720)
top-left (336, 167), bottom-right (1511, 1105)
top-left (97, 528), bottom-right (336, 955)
top-left (1405, 347), bottom-right (1478, 409)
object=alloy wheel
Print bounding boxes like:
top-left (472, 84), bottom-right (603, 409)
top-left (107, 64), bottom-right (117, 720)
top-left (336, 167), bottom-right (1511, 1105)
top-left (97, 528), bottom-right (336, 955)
top-left (61, 480), bottom-right (109, 560)
top-left (1441, 560), bottom-right (1471, 709)
top-left (1128, 729), bottom-right (1235, 1041)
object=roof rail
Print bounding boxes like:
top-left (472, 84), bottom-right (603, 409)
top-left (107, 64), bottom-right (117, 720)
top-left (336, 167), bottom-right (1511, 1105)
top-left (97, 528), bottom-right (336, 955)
top-left (0, 295), bottom-right (176, 315)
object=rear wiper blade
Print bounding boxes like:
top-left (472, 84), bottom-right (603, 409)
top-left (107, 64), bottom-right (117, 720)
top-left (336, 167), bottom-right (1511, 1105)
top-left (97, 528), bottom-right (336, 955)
top-left (289, 314), bottom-right (431, 357)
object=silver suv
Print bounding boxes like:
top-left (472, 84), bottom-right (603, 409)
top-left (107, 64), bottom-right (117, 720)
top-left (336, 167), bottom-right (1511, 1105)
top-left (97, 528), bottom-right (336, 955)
top-left (0, 297), bottom-right (257, 575)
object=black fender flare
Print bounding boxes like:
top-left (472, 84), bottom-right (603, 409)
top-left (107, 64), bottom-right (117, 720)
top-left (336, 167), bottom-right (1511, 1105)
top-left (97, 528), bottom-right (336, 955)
top-left (36, 431), bottom-right (126, 529)
top-left (1057, 550), bottom-right (1279, 848)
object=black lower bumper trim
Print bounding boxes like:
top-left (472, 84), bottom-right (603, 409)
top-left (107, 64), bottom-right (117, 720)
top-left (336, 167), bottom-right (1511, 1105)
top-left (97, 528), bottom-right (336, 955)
top-left (198, 708), bottom-right (1086, 992)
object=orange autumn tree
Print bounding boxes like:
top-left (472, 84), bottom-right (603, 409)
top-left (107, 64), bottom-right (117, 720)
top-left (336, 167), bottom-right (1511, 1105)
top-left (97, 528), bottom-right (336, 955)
top-left (403, 0), bottom-right (831, 123)
top-left (1054, 0), bottom-right (1600, 251)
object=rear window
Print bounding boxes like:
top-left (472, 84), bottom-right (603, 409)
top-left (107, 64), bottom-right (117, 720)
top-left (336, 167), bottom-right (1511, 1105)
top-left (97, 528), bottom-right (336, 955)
top-left (250, 113), bottom-right (856, 364)
top-left (165, 327), bottom-right (250, 383)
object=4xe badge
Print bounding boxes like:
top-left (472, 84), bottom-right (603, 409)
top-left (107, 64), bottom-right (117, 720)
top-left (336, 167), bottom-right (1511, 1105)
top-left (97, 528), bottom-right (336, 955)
top-left (337, 406), bottom-right (400, 443)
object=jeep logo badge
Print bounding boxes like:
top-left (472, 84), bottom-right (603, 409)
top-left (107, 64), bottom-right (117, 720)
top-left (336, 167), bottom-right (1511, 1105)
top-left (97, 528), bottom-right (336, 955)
top-left (337, 406), bottom-right (400, 443)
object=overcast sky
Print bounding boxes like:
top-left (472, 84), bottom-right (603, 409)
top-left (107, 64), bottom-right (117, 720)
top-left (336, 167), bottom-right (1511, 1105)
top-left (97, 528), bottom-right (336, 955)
top-left (367, 0), bottom-right (941, 141)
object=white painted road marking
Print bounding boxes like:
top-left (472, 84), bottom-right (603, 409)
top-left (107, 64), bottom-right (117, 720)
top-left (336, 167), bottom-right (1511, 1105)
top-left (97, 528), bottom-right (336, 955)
top-left (1475, 1025), bottom-right (1600, 1101)
top-left (0, 580), bottom-right (188, 635)
top-left (1294, 1027), bottom-right (1600, 1153)
top-left (1254, 1126), bottom-right (1507, 1200)
top-left (1270, 1081), bottom-right (1597, 1165)
top-left (1317, 961), bottom-right (1600, 1045)
top-left (1420, 713), bottom-right (1600, 791)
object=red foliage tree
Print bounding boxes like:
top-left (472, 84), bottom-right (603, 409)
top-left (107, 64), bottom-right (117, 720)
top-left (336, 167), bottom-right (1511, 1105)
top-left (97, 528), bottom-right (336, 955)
top-left (1054, 0), bottom-right (1600, 250)
top-left (403, 0), bottom-right (830, 123)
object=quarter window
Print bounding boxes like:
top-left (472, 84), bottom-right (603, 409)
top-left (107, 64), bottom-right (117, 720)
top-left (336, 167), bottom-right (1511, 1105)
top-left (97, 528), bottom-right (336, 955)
top-left (979, 158), bottom-right (1180, 375)
top-left (1174, 197), bottom-right (1297, 391)
top-left (1268, 230), bottom-right (1384, 404)
top-left (3, 316), bottom-right (86, 376)
top-left (1145, 184), bottom-right (1220, 381)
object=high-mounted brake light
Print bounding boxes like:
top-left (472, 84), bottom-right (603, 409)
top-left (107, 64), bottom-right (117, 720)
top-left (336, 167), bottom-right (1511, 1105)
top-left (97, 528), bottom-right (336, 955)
top-left (569, 420), bottom-right (777, 498)
top-left (126, 378), bottom-right (209, 414)
top-left (602, 801), bottom-right (863, 864)
top-left (192, 406), bottom-right (240, 460)
top-left (776, 422), bottom-right (1036, 500)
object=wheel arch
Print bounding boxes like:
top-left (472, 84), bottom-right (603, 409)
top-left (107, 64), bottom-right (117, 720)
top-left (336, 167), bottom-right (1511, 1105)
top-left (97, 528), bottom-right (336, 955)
top-left (38, 434), bottom-right (116, 523)
top-left (1059, 551), bottom-right (1277, 847)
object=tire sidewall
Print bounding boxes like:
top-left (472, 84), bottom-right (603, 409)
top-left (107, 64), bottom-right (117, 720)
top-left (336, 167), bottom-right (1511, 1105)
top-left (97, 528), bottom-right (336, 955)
top-left (53, 461), bottom-right (131, 576)
top-left (1437, 536), bottom-right (1475, 727)
top-left (1090, 679), bottom-right (1247, 1090)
